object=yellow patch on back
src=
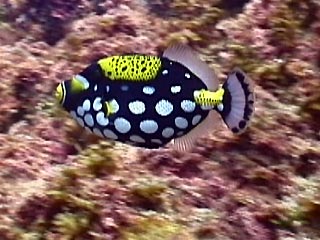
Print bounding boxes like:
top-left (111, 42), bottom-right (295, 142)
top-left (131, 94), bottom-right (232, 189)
top-left (194, 88), bottom-right (225, 106)
top-left (98, 55), bottom-right (162, 81)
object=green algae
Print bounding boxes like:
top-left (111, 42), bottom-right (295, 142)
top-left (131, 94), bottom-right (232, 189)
top-left (300, 93), bottom-right (320, 127)
top-left (185, 7), bottom-right (224, 45)
top-left (36, 97), bottom-right (60, 117)
top-left (53, 213), bottom-right (91, 240)
top-left (22, 178), bottom-right (99, 239)
top-left (273, 177), bottom-right (320, 230)
top-left (252, 60), bottom-right (295, 90)
top-left (47, 190), bottom-right (96, 213)
top-left (120, 217), bottom-right (196, 240)
top-left (158, 0), bottom-right (224, 47)
top-left (270, 5), bottom-right (301, 50)
top-left (11, 141), bottom-right (120, 240)
top-left (98, 16), bottom-right (117, 30)
top-left (130, 178), bottom-right (167, 210)
top-left (79, 141), bottom-right (118, 177)
top-left (269, 0), bottom-right (316, 51)
top-left (226, 42), bottom-right (299, 96)
top-left (227, 43), bottom-right (262, 72)
top-left (0, 5), bottom-right (6, 23)
top-left (17, 232), bottom-right (42, 240)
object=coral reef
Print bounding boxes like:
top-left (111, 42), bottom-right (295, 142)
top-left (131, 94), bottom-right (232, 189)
top-left (0, 0), bottom-right (319, 239)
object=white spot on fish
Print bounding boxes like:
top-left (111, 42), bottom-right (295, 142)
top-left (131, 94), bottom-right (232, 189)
top-left (162, 69), bottom-right (168, 75)
top-left (193, 90), bottom-right (200, 98)
top-left (93, 128), bottom-right (104, 137)
top-left (109, 99), bottom-right (119, 114)
top-left (121, 85), bottom-right (129, 91)
top-left (103, 129), bottom-right (118, 140)
top-left (143, 86), bottom-right (155, 95)
top-left (155, 99), bottom-right (173, 116)
top-left (129, 100), bottom-right (146, 115)
top-left (140, 120), bottom-right (158, 134)
top-left (83, 99), bottom-right (91, 111)
top-left (175, 117), bottom-right (188, 129)
top-left (71, 111), bottom-right (85, 128)
top-left (201, 105), bottom-right (212, 110)
top-left (70, 111), bottom-right (77, 119)
top-left (94, 84), bottom-right (98, 91)
top-left (151, 139), bottom-right (162, 145)
top-left (96, 111), bottom-right (109, 126)
top-left (181, 100), bottom-right (196, 113)
top-left (217, 103), bottom-right (224, 112)
top-left (84, 113), bottom-right (94, 127)
top-left (130, 135), bottom-right (145, 143)
top-left (114, 117), bottom-right (131, 134)
top-left (170, 86), bottom-right (181, 94)
top-left (162, 127), bottom-right (174, 138)
top-left (93, 97), bottom-right (102, 111)
top-left (106, 85), bottom-right (110, 92)
top-left (192, 115), bottom-right (201, 125)
top-left (77, 106), bottom-right (85, 116)
top-left (76, 117), bottom-right (84, 127)
top-left (84, 127), bottom-right (91, 133)
top-left (177, 131), bottom-right (184, 136)
top-left (185, 73), bottom-right (191, 79)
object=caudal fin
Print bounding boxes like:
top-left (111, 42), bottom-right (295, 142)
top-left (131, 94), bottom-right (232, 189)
top-left (219, 68), bottom-right (255, 134)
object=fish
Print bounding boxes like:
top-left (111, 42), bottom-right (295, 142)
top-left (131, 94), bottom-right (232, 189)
top-left (55, 44), bottom-right (255, 151)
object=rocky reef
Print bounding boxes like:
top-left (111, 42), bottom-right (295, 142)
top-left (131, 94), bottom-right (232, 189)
top-left (0, 0), bottom-right (319, 239)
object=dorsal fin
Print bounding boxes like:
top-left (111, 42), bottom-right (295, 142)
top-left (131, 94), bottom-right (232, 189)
top-left (163, 44), bottom-right (219, 91)
top-left (171, 111), bottom-right (221, 152)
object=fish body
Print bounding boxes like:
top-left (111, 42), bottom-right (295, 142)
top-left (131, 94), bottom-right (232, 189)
top-left (56, 45), bottom-right (255, 151)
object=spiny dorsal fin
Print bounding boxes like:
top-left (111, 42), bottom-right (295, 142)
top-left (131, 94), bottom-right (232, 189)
top-left (163, 44), bottom-right (219, 91)
top-left (171, 111), bottom-right (221, 152)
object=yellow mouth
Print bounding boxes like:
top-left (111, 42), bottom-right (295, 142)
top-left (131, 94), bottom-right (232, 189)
top-left (55, 83), bottom-right (64, 104)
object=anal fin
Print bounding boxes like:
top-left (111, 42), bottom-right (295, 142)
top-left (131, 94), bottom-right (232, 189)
top-left (171, 111), bottom-right (221, 152)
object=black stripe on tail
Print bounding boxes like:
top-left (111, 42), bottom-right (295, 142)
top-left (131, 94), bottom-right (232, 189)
top-left (219, 68), bottom-right (255, 134)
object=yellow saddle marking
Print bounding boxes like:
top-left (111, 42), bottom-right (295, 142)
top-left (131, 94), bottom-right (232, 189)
top-left (194, 88), bottom-right (224, 106)
top-left (98, 55), bottom-right (162, 81)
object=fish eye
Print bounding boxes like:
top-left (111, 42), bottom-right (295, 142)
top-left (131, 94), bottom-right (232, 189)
top-left (55, 82), bottom-right (66, 105)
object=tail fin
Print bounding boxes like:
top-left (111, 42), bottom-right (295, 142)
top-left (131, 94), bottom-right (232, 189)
top-left (219, 68), bottom-right (255, 134)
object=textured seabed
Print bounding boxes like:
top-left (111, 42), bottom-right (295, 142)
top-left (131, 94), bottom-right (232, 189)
top-left (0, 0), bottom-right (319, 239)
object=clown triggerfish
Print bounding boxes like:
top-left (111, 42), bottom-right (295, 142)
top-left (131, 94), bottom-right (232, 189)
top-left (55, 44), bottom-right (255, 151)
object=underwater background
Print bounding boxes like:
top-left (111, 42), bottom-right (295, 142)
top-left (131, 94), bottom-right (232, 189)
top-left (0, 0), bottom-right (319, 239)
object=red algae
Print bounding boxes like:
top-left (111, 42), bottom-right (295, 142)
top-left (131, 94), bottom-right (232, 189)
top-left (0, 0), bottom-right (319, 239)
